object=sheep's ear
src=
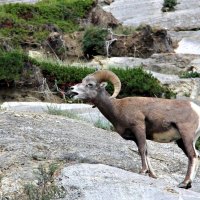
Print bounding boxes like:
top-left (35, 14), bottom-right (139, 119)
top-left (100, 82), bottom-right (108, 88)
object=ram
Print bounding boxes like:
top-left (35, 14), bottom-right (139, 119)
top-left (69, 70), bottom-right (200, 189)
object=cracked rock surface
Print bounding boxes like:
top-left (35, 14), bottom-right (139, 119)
top-left (0, 110), bottom-right (200, 198)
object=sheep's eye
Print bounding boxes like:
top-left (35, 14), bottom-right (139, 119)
top-left (87, 83), bottom-right (93, 88)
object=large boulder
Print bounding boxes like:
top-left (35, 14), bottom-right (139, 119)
top-left (0, 110), bottom-right (200, 198)
top-left (59, 163), bottom-right (200, 200)
top-left (102, 0), bottom-right (200, 30)
top-left (89, 5), bottom-right (119, 28)
top-left (101, 0), bottom-right (200, 56)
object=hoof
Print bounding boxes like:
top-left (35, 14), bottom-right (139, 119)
top-left (178, 182), bottom-right (192, 189)
top-left (149, 173), bottom-right (157, 179)
top-left (139, 169), bottom-right (148, 176)
top-left (139, 170), bottom-right (157, 179)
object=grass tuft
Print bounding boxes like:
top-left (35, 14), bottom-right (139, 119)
top-left (46, 104), bottom-right (79, 119)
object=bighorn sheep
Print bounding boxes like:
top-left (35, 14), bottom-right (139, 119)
top-left (69, 70), bottom-right (200, 189)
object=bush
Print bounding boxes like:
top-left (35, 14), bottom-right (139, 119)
top-left (0, 51), bottom-right (175, 99)
top-left (110, 68), bottom-right (175, 98)
top-left (0, 50), bottom-right (30, 81)
top-left (82, 26), bottom-right (109, 58)
top-left (113, 25), bottom-right (137, 35)
top-left (162, 0), bottom-right (177, 12)
top-left (196, 138), bottom-right (200, 150)
top-left (34, 58), bottom-right (175, 98)
top-left (0, 0), bottom-right (95, 48)
top-left (34, 60), bottom-right (94, 85)
top-left (180, 71), bottom-right (200, 78)
top-left (24, 163), bottom-right (66, 200)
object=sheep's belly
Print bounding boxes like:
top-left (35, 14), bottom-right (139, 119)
top-left (152, 128), bottom-right (181, 143)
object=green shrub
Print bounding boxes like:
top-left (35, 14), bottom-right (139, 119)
top-left (34, 58), bottom-right (175, 98)
top-left (0, 50), bottom-right (30, 81)
top-left (196, 138), bottom-right (200, 150)
top-left (0, 51), bottom-right (175, 98)
top-left (0, 0), bottom-right (95, 48)
top-left (0, 51), bottom-right (175, 99)
top-left (94, 118), bottom-right (114, 131)
top-left (180, 71), bottom-right (200, 78)
top-left (82, 26), bottom-right (109, 58)
top-left (34, 60), bottom-right (94, 85)
top-left (113, 25), bottom-right (137, 35)
top-left (24, 163), bottom-right (66, 200)
top-left (162, 0), bottom-right (177, 12)
top-left (46, 104), bottom-right (79, 119)
top-left (110, 68), bottom-right (175, 98)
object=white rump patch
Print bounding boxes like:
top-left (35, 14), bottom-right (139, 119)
top-left (190, 102), bottom-right (200, 157)
top-left (190, 102), bottom-right (200, 134)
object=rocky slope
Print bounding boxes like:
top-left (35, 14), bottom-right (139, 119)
top-left (0, 1), bottom-right (200, 198)
top-left (0, 110), bottom-right (200, 199)
top-left (98, 0), bottom-right (200, 99)
top-left (102, 0), bottom-right (200, 55)
top-left (102, 0), bottom-right (200, 30)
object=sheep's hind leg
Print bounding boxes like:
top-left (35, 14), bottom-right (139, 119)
top-left (146, 154), bottom-right (157, 178)
top-left (176, 133), bottom-right (199, 189)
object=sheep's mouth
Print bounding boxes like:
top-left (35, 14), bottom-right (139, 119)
top-left (69, 92), bottom-right (79, 98)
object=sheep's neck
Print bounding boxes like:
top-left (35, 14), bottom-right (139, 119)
top-left (93, 94), bottom-right (118, 126)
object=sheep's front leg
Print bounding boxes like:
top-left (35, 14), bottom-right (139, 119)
top-left (131, 124), bottom-right (157, 178)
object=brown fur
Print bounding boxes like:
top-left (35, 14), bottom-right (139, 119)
top-left (70, 74), bottom-right (200, 189)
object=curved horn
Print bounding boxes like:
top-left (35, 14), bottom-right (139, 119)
top-left (92, 70), bottom-right (121, 98)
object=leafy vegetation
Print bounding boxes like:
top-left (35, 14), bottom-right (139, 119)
top-left (46, 104), bottom-right (79, 119)
top-left (0, 50), bottom-right (30, 81)
top-left (82, 26), bottom-right (109, 58)
top-left (113, 25), bottom-right (137, 35)
top-left (37, 60), bottom-right (175, 98)
top-left (34, 59), bottom-right (94, 85)
top-left (1, 163), bottom-right (65, 200)
top-left (46, 104), bottom-right (114, 130)
top-left (0, 50), bottom-right (175, 99)
top-left (0, 0), bottom-right (95, 49)
top-left (24, 163), bottom-right (66, 200)
top-left (180, 71), bottom-right (200, 78)
top-left (93, 118), bottom-right (114, 131)
top-left (196, 139), bottom-right (200, 151)
top-left (110, 68), bottom-right (175, 98)
top-left (162, 0), bottom-right (177, 12)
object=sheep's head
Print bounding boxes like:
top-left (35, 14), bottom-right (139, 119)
top-left (69, 70), bottom-right (121, 100)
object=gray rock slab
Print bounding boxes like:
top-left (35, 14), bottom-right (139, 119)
top-left (169, 31), bottom-right (200, 43)
top-left (102, 0), bottom-right (200, 30)
top-left (59, 163), bottom-right (200, 200)
top-left (0, 110), bottom-right (200, 197)
top-left (175, 38), bottom-right (200, 55)
top-left (102, 1), bottom-right (200, 55)
top-left (1, 102), bottom-right (93, 113)
top-left (0, 102), bottom-right (110, 126)
top-left (88, 54), bottom-right (200, 75)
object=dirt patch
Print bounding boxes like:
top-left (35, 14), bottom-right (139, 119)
top-left (110, 25), bottom-right (174, 58)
